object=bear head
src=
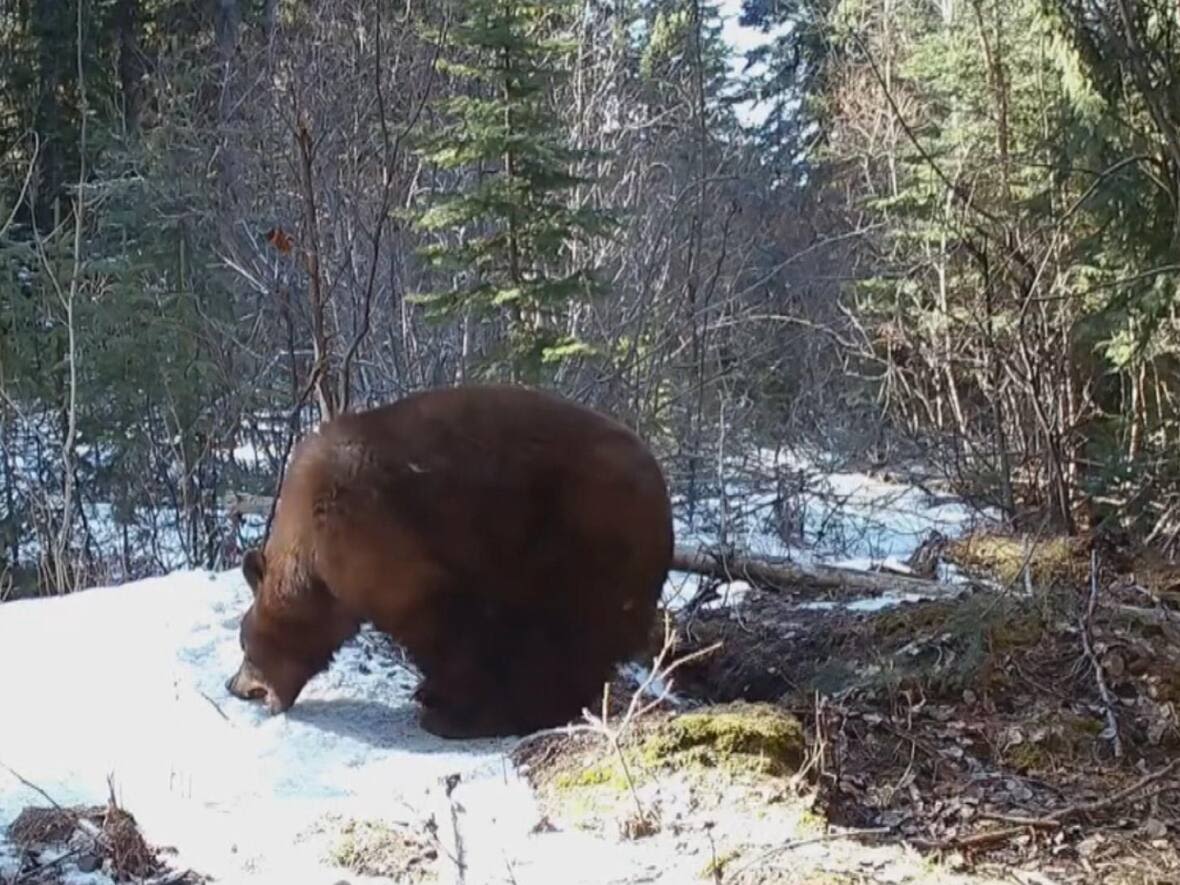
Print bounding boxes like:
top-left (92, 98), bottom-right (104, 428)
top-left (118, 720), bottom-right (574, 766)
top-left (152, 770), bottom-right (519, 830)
top-left (225, 548), bottom-right (355, 714)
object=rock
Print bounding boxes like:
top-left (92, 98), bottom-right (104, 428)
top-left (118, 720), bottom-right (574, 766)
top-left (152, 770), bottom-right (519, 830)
top-left (76, 853), bottom-right (101, 873)
top-left (1102, 651), bottom-right (1125, 678)
top-left (1142, 818), bottom-right (1168, 839)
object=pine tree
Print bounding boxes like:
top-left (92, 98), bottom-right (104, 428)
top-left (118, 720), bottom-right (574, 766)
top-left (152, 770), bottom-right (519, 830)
top-left (411, 0), bottom-right (616, 379)
top-left (730, 0), bottom-right (833, 182)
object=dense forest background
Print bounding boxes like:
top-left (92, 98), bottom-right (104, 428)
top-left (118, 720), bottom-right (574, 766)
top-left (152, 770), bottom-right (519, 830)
top-left (1, 0), bottom-right (1178, 596)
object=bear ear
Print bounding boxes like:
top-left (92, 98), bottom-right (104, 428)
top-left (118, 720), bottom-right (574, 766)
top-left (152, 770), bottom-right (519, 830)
top-left (242, 549), bottom-right (266, 596)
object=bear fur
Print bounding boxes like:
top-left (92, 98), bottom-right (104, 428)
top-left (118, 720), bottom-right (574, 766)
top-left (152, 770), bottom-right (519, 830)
top-left (226, 384), bottom-right (673, 738)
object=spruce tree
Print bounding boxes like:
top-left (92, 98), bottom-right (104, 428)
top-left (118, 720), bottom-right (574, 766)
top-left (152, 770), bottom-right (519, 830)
top-left (412, 0), bottom-right (615, 379)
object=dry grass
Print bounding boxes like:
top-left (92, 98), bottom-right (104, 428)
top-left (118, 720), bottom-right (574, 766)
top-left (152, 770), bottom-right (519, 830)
top-left (7, 807), bottom-right (100, 848)
top-left (100, 803), bottom-right (160, 881)
top-left (326, 816), bottom-right (439, 882)
top-left (946, 531), bottom-right (1092, 587)
top-left (3, 785), bottom-right (199, 883)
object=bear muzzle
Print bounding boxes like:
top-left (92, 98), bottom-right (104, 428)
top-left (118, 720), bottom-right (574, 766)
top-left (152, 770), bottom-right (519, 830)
top-left (225, 657), bottom-right (287, 714)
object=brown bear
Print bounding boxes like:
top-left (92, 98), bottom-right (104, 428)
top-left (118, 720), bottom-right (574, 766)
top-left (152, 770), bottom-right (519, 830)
top-left (225, 384), bottom-right (673, 738)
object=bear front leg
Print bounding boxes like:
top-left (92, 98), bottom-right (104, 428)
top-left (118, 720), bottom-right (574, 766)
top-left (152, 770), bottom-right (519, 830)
top-left (418, 703), bottom-right (515, 739)
top-left (410, 642), bottom-right (519, 738)
top-left (412, 664), bottom-right (515, 738)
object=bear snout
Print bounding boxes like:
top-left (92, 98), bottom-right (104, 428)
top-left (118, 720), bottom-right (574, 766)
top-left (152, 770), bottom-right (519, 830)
top-left (226, 658), bottom-right (274, 705)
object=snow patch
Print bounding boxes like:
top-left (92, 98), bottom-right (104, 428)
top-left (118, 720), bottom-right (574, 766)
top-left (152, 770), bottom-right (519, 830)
top-left (0, 570), bottom-right (543, 882)
top-left (666, 449), bottom-right (993, 611)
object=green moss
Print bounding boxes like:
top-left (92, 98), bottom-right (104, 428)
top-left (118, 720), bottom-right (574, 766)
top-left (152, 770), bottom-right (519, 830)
top-left (987, 610), bottom-right (1046, 650)
top-left (552, 762), bottom-right (632, 791)
top-left (327, 818), bottom-right (436, 881)
top-left (1004, 741), bottom-right (1050, 772)
top-left (1072, 715), bottom-right (1103, 736)
top-left (861, 592), bottom-right (1050, 701)
top-left (549, 703), bottom-right (805, 801)
top-left (329, 819), bottom-right (387, 871)
top-left (699, 848), bottom-right (740, 879)
top-left (639, 702), bottom-right (805, 777)
top-left (797, 807), bottom-right (828, 833)
top-left (1000, 711), bottom-right (1104, 772)
top-left (873, 602), bottom-right (954, 639)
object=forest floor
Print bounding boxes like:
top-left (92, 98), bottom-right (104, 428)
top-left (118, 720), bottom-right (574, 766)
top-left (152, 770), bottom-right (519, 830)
top-left (1, 465), bottom-right (1178, 883)
top-left (514, 531), bottom-right (1180, 884)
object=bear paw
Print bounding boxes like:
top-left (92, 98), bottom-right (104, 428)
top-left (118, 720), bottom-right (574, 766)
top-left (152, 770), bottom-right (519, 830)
top-left (418, 702), bottom-right (515, 740)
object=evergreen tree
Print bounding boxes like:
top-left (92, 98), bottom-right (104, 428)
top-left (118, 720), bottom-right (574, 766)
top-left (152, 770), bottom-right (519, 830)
top-left (411, 0), bottom-right (616, 379)
top-left (732, 0), bottom-right (833, 182)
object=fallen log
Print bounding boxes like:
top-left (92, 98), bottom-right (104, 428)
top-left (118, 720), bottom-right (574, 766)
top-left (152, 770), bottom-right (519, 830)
top-left (220, 492), bottom-right (274, 519)
top-left (671, 544), bottom-right (965, 598)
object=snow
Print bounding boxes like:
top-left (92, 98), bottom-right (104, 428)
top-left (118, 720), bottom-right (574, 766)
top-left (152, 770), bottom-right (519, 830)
top-left (0, 458), bottom-right (990, 883)
top-left (0, 569), bottom-right (659, 883)
top-left (667, 448), bottom-right (997, 611)
top-left (717, 0), bottom-right (795, 129)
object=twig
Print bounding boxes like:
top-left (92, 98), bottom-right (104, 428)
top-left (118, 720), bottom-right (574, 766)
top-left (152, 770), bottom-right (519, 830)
top-left (510, 625), bottom-right (723, 758)
top-left (142, 872), bottom-right (198, 885)
top-left (197, 689), bottom-right (231, 723)
top-left (573, 614), bottom-right (725, 833)
top-left (978, 812), bottom-right (1061, 829)
top-left (1082, 548), bottom-right (1123, 759)
top-left (13, 845), bottom-right (87, 884)
top-left (917, 759), bottom-right (1179, 852)
top-left (445, 776), bottom-right (467, 885)
top-left (596, 684), bottom-right (649, 827)
top-left (1115, 602), bottom-right (1177, 627)
top-left (0, 761), bottom-right (108, 848)
top-left (618, 608), bottom-right (721, 728)
top-left (913, 826), bottom-right (1028, 851)
top-left (730, 827), bottom-right (892, 878)
top-left (421, 812), bottom-right (463, 878)
top-left (789, 691), bottom-right (829, 788)
top-left (1049, 760), bottom-right (1178, 820)
top-left (0, 762), bottom-right (64, 810)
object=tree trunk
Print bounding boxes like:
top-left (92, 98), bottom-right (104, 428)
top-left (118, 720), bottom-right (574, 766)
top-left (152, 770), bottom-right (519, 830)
top-left (214, 0), bottom-right (240, 65)
top-left (32, 0), bottom-right (68, 233)
top-left (264, 0), bottom-right (279, 46)
top-left (115, 0), bottom-right (145, 133)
